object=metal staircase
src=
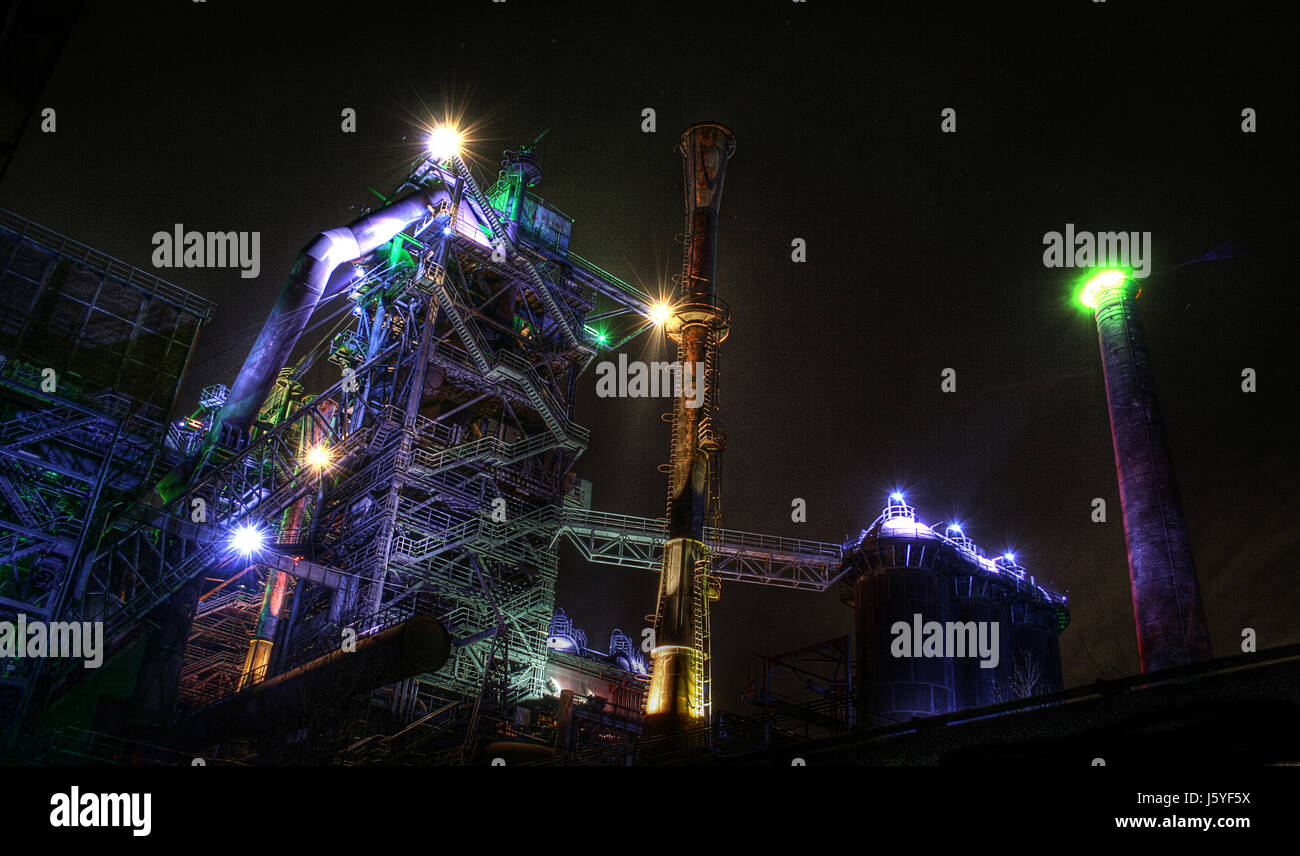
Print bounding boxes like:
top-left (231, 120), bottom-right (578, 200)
top-left (450, 153), bottom-right (588, 355)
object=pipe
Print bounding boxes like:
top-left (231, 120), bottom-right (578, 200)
top-left (1091, 274), bottom-right (1212, 671)
top-left (237, 372), bottom-right (311, 689)
top-left (178, 615), bottom-right (451, 748)
top-left (211, 189), bottom-right (452, 448)
top-left (644, 123), bottom-right (734, 740)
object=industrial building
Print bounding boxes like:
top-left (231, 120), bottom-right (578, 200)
top-left (1, 120), bottom-right (1296, 768)
top-left (842, 494), bottom-right (1068, 726)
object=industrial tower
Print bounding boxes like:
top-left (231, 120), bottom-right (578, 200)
top-left (7, 123), bottom-right (860, 764)
top-left (1081, 270), bottom-right (1212, 671)
top-left (31, 131), bottom-right (657, 762)
top-left (644, 123), bottom-right (736, 740)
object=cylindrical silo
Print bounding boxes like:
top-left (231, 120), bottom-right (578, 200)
top-left (844, 497), bottom-right (956, 727)
top-left (843, 495), bottom-right (1069, 726)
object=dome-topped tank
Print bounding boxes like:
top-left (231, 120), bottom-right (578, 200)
top-left (841, 493), bottom-right (1069, 727)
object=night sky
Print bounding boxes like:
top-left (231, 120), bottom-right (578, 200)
top-left (2, 2), bottom-right (1296, 714)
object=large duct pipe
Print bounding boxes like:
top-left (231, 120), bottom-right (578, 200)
top-left (644, 123), bottom-right (734, 740)
top-left (178, 615), bottom-right (451, 748)
top-left (211, 189), bottom-right (452, 448)
top-left (1088, 273), bottom-right (1212, 671)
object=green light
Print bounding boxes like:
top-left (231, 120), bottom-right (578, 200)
top-left (1078, 268), bottom-right (1130, 310)
top-left (583, 324), bottom-right (609, 346)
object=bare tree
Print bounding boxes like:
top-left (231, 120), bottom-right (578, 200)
top-left (996, 643), bottom-right (1045, 702)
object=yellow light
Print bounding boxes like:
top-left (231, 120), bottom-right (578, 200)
top-left (304, 444), bottom-right (332, 471)
top-left (648, 301), bottom-right (672, 326)
top-left (426, 126), bottom-right (462, 161)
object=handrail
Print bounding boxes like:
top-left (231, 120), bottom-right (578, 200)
top-left (0, 208), bottom-right (215, 319)
top-left (562, 508), bottom-right (843, 562)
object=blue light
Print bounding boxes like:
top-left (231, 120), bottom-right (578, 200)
top-left (949, 523), bottom-right (962, 533)
top-left (229, 524), bottom-right (265, 557)
top-left (1003, 552), bottom-right (1016, 561)
top-left (442, 225), bottom-right (453, 236)
top-left (890, 492), bottom-right (903, 502)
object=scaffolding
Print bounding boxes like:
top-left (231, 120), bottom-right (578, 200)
top-left (11, 132), bottom-right (860, 765)
top-left (0, 211), bottom-right (213, 748)
top-left (34, 144), bottom-right (654, 763)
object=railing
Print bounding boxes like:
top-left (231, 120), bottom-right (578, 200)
top-left (851, 514), bottom-right (1068, 605)
top-left (381, 700), bottom-right (462, 758)
top-left (533, 693), bottom-right (856, 767)
top-left (0, 208), bottom-right (215, 319)
top-left (25, 726), bottom-right (246, 766)
top-left (407, 431), bottom-right (559, 481)
top-left (566, 251), bottom-right (652, 310)
top-left (196, 587), bottom-right (263, 616)
top-left (449, 155), bottom-right (585, 352)
top-left (558, 508), bottom-right (845, 590)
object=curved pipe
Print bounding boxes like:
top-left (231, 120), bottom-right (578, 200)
top-left (212, 189), bottom-right (451, 446)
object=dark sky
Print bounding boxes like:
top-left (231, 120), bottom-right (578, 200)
top-left (2, 1), bottom-right (1296, 714)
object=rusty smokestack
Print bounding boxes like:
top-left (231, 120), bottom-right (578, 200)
top-left (643, 123), bottom-right (735, 742)
top-left (1086, 271), bottom-right (1212, 671)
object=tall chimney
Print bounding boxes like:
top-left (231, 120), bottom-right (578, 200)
top-left (1084, 270), bottom-right (1212, 671)
top-left (643, 123), bottom-right (735, 740)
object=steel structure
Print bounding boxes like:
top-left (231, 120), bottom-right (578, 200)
top-left (6, 124), bottom-right (947, 765)
top-left (0, 210), bottom-right (213, 745)
top-left (32, 136), bottom-right (662, 760)
top-left (559, 507), bottom-right (844, 590)
top-left (741, 636), bottom-right (854, 742)
top-left (176, 584), bottom-right (263, 714)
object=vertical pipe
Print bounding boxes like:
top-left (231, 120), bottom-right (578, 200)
top-left (1091, 274), bottom-right (1212, 670)
top-left (556, 688), bottom-right (575, 753)
top-left (238, 373), bottom-right (307, 689)
top-left (238, 571), bottom-right (286, 690)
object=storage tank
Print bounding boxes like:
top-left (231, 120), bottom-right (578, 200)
top-left (842, 496), bottom-right (957, 726)
top-left (841, 494), bottom-right (1069, 727)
